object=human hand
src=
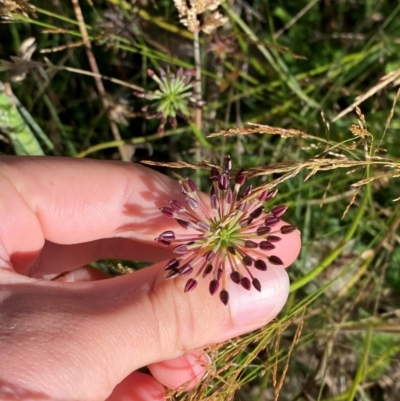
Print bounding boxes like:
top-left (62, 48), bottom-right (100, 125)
top-left (0, 156), bottom-right (301, 401)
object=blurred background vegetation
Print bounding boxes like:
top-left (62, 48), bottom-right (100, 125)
top-left (1, 0), bottom-right (399, 400)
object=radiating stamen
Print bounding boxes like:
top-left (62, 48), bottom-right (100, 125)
top-left (173, 244), bottom-right (189, 254)
top-left (257, 226), bottom-right (271, 236)
top-left (252, 278), bottom-right (262, 291)
top-left (210, 167), bottom-right (220, 181)
top-left (219, 173), bottom-right (229, 190)
top-left (281, 225), bottom-right (297, 234)
top-left (242, 255), bottom-right (253, 266)
top-left (209, 279), bottom-right (219, 295)
top-left (159, 230), bottom-right (175, 241)
top-left (186, 196), bottom-right (198, 211)
top-left (271, 205), bottom-right (288, 218)
top-left (239, 217), bottom-right (253, 228)
top-left (264, 216), bottom-right (280, 227)
top-left (254, 259), bottom-right (267, 271)
top-left (180, 264), bottom-right (194, 276)
top-left (230, 271), bottom-right (241, 284)
top-left (165, 258), bottom-right (180, 270)
top-left (169, 199), bottom-right (185, 212)
top-left (250, 206), bottom-right (264, 219)
top-left (184, 278), bottom-right (198, 292)
top-left (176, 219), bottom-right (192, 229)
top-left (211, 193), bottom-right (220, 211)
top-left (266, 235), bottom-right (282, 242)
top-left (219, 290), bottom-right (229, 305)
top-left (224, 155), bottom-right (232, 172)
top-left (244, 240), bottom-right (258, 249)
top-left (166, 269), bottom-right (180, 279)
top-left (240, 277), bottom-right (251, 290)
top-left (206, 250), bottom-right (216, 261)
top-left (235, 168), bottom-right (246, 185)
top-left (260, 241), bottom-right (275, 251)
top-left (268, 255), bottom-right (284, 265)
top-left (160, 207), bottom-right (174, 218)
top-left (187, 178), bottom-right (197, 193)
top-left (202, 263), bottom-right (213, 278)
top-left (241, 185), bottom-right (252, 198)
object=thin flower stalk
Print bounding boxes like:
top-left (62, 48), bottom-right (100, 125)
top-left (156, 155), bottom-right (297, 305)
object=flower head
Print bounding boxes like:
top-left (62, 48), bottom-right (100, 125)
top-left (156, 156), bottom-right (297, 305)
top-left (134, 67), bottom-right (204, 135)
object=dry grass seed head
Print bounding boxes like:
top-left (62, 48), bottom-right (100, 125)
top-left (173, 0), bottom-right (227, 33)
top-left (0, 0), bottom-right (36, 20)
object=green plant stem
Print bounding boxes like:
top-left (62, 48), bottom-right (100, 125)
top-left (76, 127), bottom-right (188, 157)
top-left (223, 3), bottom-right (320, 109)
top-left (290, 184), bottom-right (370, 292)
top-left (346, 325), bottom-right (372, 401)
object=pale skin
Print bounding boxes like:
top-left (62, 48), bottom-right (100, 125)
top-left (0, 156), bottom-right (301, 401)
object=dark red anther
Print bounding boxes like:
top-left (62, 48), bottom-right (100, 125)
top-left (252, 278), bottom-right (262, 292)
top-left (224, 155), bottom-right (232, 172)
top-left (176, 219), bottom-right (191, 229)
top-left (159, 230), bottom-right (175, 241)
top-left (240, 185), bottom-right (252, 198)
top-left (234, 168), bottom-right (246, 185)
top-left (242, 255), bottom-right (253, 266)
top-left (258, 190), bottom-right (268, 202)
top-left (218, 173), bottom-right (229, 190)
top-left (227, 246), bottom-right (236, 255)
top-left (230, 271), bottom-right (241, 284)
top-left (179, 264), bottom-right (194, 276)
top-left (239, 217), bottom-right (253, 228)
top-left (264, 216), bottom-right (280, 227)
top-left (173, 244), bottom-right (189, 254)
top-left (186, 196), bottom-right (198, 211)
top-left (280, 225), bottom-right (297, 234)
top-left (219, 290), bottom-right (229, 305)
top-left (156, 238), bottom-right (172, 246)
top-left (210, 167), bottom-right (220, 181)
top-left (169, 199), bottom-right (185, 212)
top-left (166, 269), bottom-right (179, 279)
top-left (265, 189), bottom-right (278, 201)
top-left (165, 258), bottom-right (180, 270)
top-left (184, 278), bottom-right (198, 292)
top-left (259, 241), bottom-right (275, 251)
top-left (209, 279), bottom-right (219, 295)
top-left (254, 259), bottom-right (267, 271)
top-left (266, 235), bottom-right (282, 242)
top-left (187, 178), bottom-right (197, 192)
top-left (202, 263), bottom-right (213, 278)
top-left (226, 189), bottom-right (233, 204)
top-left (250, 206), bottom-right (264, 219)
top-left (244, 240), bottom-right (258, 249)
top-left (271, 205), bottom-right (288, 218)
top-left (240, 277), bottom-right (251, 290)
top-left (211, 193), bottom-right (219, 210)
top-left (268, 255), bottom-right (284, 265)
top-left (160, 207), bottom-right (174, 218)
top-left (257, 226), bottom-right (271, 236)
top-left (206, 250), bottom-right (216, 261)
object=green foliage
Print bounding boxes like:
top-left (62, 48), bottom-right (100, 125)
top-left (1, 0), bottom-right (400, 400)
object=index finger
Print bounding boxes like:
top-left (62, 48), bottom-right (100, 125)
top-left (0, 156), bottom-right (184, 272)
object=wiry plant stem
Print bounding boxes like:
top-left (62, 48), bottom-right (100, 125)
top-left (70, 0), bottom-right (129, 161)
top-left (193, 29), bottom-right (202, 165)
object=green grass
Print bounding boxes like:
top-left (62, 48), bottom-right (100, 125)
top-left (1, 0), bottom-right (400, 400)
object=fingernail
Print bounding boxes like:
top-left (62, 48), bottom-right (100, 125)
top-left (226, 266), bottom-right (289, 337)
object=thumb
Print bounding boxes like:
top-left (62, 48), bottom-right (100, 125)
top-left (0, 229), bottom-right (297, 401)
top-left (90, 258), bottom-right (291, 395)
top-left (105, 256), bottom-right (290, 398)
